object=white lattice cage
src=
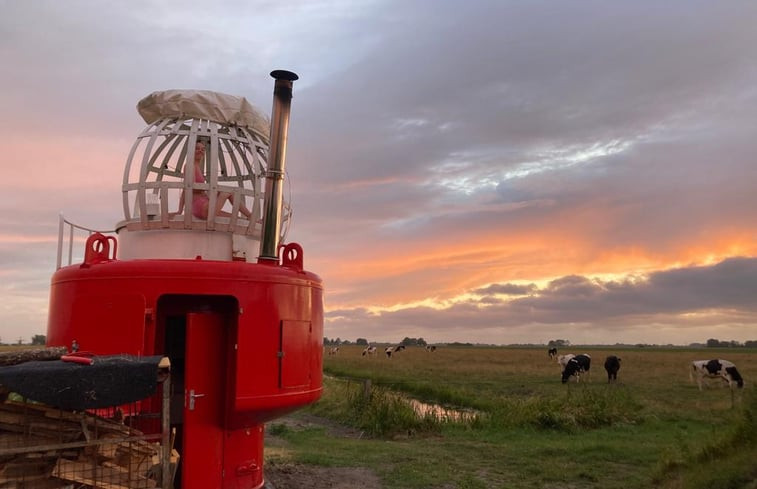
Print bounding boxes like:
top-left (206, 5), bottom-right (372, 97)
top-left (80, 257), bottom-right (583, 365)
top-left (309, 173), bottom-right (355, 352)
top-left (117, 90), bottom-right (291, 259)
top-left (117, 90), bottom-right (291, 261)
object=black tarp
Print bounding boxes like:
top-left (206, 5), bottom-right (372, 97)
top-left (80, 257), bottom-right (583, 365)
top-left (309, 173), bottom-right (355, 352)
top-left (0, 355), bottom-right (164, 410)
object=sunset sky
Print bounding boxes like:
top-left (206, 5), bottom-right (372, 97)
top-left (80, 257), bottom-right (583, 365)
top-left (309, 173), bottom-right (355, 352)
top-left (2, 1), bottom-right (756, 346)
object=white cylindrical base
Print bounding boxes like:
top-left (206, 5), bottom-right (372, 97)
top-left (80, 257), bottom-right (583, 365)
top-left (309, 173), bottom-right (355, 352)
top-left (117, 228), bottom-right (233, 261)
top-left (231, 234), bottom-right (262, 262)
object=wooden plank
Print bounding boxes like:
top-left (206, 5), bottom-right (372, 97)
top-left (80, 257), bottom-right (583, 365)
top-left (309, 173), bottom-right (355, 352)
top-left (103, 461), bottom-right (157, 489)
top-left (0, 454), bottom-right (56, 479)
top-left (54, 458), bottom-right (156, 489)
top-left (0, 402), bottom-right (87, 431)
top-left (93, 434), bottom-right (120, 460)
top-left (0, 432), bottom-right (63, 450)
top-left (0, 423), bottom-right (81, 443)
top-left (0, 433), bottom-right (161, 457)
top-left (0, 401), bottom-right (138, 437)
top-left (114, 447), bottom-right (151, 478)
top-left (0, 477), bottom-right (71, 489)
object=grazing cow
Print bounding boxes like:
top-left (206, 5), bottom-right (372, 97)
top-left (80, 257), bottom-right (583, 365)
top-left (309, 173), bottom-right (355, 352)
top-left (690, 359), bottom-right (744, 390)
top-left (362, 346), bottom-right (378, 356)
top-left (385, 345), bottom-right (406, 358)
top-left (561, 354), bottom-right (591, 384)
top-left (548, 347), bottom-right (558, 359)
top-left (327, 347), bottom-right (339, 356)
top-left (556, 354), bottom-right (576, 369)
top-left (604, 355), bottom-right (621, 383)
top-left (425, 345), bottom-right (437, 352)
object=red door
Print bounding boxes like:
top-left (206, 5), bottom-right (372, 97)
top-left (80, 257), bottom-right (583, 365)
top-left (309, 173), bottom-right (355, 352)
top-left (183, 313), bottom-right (225, 489)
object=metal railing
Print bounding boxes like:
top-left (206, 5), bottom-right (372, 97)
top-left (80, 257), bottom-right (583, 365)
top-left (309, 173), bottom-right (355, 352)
top-left (56, 214), bottom-right (116, 270)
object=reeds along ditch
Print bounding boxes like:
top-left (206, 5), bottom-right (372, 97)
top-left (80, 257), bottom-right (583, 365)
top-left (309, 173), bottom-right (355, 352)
top-left (346, 386), bottom-right (443, 437)
top-left (310, 377), bottom-right (647, 437)
top-left (309, 378), bottom-right (476, 437)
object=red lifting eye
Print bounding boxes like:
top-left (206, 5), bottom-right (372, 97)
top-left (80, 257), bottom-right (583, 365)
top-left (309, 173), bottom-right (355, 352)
top-left (82, 233), bottom-right (117, 266)
top-left (281, 242), bottom-right (304, 271)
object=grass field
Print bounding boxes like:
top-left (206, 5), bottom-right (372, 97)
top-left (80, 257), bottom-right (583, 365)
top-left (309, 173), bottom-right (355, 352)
top-left (266, 345), bottom-right (757, 489)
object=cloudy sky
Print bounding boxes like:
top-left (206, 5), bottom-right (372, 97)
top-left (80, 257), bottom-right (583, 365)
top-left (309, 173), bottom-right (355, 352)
top-left (2, 1), bottom-right (756, 346)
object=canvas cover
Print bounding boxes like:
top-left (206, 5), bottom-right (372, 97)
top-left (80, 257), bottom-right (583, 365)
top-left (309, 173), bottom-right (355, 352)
top-left (0, 355), bottom-right (164, 410)
top-left (137, 89), bottom-right (270, 140)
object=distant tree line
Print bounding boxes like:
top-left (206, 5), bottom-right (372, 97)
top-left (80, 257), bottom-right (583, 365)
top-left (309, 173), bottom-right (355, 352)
top-left (323, 336), bottom-right (757, 348)
top-left (323, 337), bottom-right (371, 346)
top-left (399, 337), bottom-right (427, 346)
top-left (706, 338), bottom-right (757, 348)
top-left (0, 335), bottom-right (47, 346)
top-left (323, 337), bottom-right (346, 346)
top-left (323, 337), bottom-right (429, 346)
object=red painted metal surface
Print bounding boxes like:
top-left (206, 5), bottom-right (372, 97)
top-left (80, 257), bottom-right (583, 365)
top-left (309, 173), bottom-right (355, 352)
top-left (184, 313), bottom-right (224, 489)
top-left (46, 254), bottom-right (323, 488)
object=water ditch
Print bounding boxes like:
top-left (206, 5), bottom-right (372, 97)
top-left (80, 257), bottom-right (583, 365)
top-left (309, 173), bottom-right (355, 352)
top-left (325, 375), bottom-right (479, 423)
top-left (407, 398), bottom-right (479, 423)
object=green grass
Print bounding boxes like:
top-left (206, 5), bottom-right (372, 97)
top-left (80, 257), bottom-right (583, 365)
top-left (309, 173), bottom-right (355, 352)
top-left (654, 389), bottom-right (757, 489)
top-left (266, 346), bottom-right (757, 488)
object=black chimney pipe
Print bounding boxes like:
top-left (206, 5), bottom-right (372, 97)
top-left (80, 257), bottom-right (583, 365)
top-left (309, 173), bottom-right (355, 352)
top-left (258, 70), bottom-right (298, 263)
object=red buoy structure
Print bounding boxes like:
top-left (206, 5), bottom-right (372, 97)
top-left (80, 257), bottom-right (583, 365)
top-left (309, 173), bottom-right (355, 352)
top-left (46, 71), bottom-right (322, 489)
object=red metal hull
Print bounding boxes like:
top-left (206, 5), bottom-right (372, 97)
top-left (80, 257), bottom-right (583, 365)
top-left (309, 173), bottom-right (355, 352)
top-left (47, 257), bottom-right (323, 488)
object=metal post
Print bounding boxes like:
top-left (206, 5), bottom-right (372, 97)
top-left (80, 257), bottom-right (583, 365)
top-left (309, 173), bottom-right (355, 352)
top-left (160, 357), bottom-right (172, 489)
top-left (57, 214), bottom-right (64, 269)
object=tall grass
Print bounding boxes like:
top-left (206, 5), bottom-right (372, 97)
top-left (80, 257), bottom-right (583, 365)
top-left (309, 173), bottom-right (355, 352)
top-left (308, 378), bottom-right (448, 437)
top-left (481, 384), bottom-right (645, 431)
top-left (655, 389), bottom-right (757, 488)
top-left (346, 385), bottom-right (442, 437)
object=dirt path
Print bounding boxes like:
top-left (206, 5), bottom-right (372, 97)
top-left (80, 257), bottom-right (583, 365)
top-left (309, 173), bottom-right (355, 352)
top-left (264, 462), bottom-right (382, 489)
top-left (263, 413), bottom-right (383, 489)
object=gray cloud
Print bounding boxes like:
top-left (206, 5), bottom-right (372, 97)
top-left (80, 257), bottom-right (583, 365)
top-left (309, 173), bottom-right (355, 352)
top-left (473, 283), bottom-right (536, 296)
top-left (326, 258), bottom-right (757, 343)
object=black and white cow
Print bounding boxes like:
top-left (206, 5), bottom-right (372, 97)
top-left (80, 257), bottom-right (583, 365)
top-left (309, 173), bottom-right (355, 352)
top-left (548, 347), bottom-right (558, 359)
top-left (362, 346), bottom-right (378, 356)
top-left (604, 355), bottom-right (621, 383)
top-left (425, 345), bottom-right (437, 352)
top-left (561, 354), bottom-right (591, 384)
top-left (690, 359), bottom-right (744, 390)
top-left (327, 347), bottom-right (339, 356)
top-left (556, 353), bottom-right (576, 369)
top-left (385, 345), bottom-right (406, 358)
